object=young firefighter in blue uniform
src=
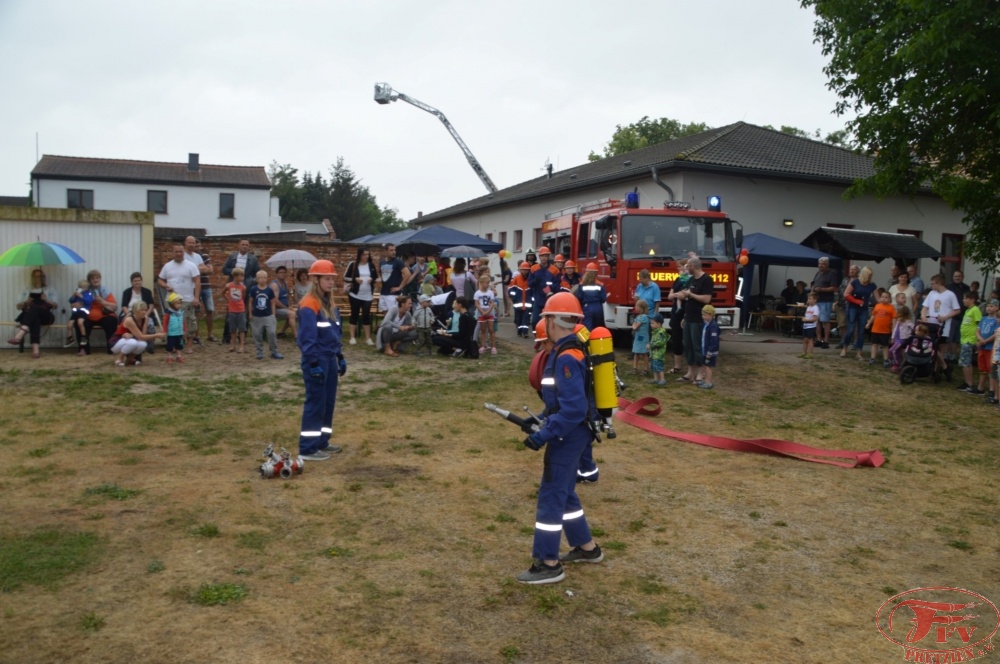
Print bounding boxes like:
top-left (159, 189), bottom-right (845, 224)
top-left (296, 259), bottom-right (348, 461)
top-left (528, 246), bottom-right (559, 330)
top-left (576, 262), bottom-right (608, 331)
top-left (518, 292), bottom-right (603, 584)
top-left (508, 261), bottom-right (532, 338)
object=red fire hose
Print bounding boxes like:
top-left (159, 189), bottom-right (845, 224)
top-left (616, 396), bottom-right (884, 469)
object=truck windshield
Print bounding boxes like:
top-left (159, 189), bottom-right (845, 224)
top-left (619, 215), bottom-right (733, 260)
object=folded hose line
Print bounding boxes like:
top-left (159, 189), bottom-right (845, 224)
top-left (616, 396), bottom-right (884, 469)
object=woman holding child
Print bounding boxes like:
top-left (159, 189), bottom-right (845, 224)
top-left (841, 266), bottom-right (878, 359)
top-left (7, 268), bottom-right (58, 358)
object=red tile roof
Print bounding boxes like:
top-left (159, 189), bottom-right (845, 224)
top-left (31, 155), bottom-right (271, 189)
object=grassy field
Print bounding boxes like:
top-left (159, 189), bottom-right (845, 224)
top-left (0, 339), bottom-right (998, 663)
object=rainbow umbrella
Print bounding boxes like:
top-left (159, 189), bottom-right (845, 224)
top-left (0, 241), bottom-right (86, 267)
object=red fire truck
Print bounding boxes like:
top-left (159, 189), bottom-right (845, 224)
top-left (538, 186), bottom-right (744, 334)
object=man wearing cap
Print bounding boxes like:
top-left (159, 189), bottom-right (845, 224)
top-left (811, 257), bottom-right (838, 349)
top-left (509, 261), bottom-right (532, 337)
top-left (518, 293), bottom-right (603, 585)
top-left (528, 247), bottom-right (559, 329)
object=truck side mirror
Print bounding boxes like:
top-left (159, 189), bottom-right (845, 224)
top-left (599, 229), bottom-right (617, 267)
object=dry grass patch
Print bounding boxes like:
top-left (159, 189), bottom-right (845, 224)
top-left (0, 342), bottom-right (997, 662)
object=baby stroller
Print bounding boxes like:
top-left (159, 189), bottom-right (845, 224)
top-left (430, 291), bottom-right (456, 329)
top-left (898, 335), bottom-right (941, 384)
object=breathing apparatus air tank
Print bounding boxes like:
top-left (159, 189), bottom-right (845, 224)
top-left (586, 326), bottom-right (618, 439)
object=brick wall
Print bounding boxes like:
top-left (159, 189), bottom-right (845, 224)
top-left (152, 235), bottom-right (385, 309)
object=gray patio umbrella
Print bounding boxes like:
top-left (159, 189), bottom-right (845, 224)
top-left (440, 245), bottom-right (486, 259)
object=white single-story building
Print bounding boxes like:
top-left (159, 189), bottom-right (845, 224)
top-left (31, 153), bottom-right (280, 236)
top-left (412, 122), bottom-right (986, 296)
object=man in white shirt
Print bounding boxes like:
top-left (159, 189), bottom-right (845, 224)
top-left (157, 244), bottom-right (201, 352)
top-left (920, 273), bottom-right (960, 374)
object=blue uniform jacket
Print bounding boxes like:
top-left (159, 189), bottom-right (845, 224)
top-left (577, 282), bottom-right (607, 310)
top-left (297, 294), bottom-right (343, 366)
top-left (528, 265), bottom-right (558, 301)
top-left (538, 336), bottom-right (594, 444)
top-left (701, 320), bottom-right (720, 356)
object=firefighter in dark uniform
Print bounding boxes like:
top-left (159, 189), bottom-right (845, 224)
top-left (528, 246), bottom-right (559, 330)
top-left (296, 259), bottom-right (347, 461)
top-left (577, 262), bottom-right (608, 331)
top-left (508, 261), bottom-right (532, 338)
top-left (560, 260), bottom-right (581, 294)
top-left (517, 293), bottom-right (604, 584)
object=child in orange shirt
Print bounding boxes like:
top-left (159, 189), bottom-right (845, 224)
top-left (866, 291), bottom-right (896, 366)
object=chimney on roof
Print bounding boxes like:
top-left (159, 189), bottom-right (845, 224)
top-left (546, 163), bottom-right (553, 178)
top-left (417, 211), bottom-right (423, 217)
top-left (188, 153), bottom-right (200, 172)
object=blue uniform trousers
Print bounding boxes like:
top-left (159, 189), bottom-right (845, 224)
top-left (299, 355), bottom-right (339, 454)
top-left (577, 442), bottom-right (599, 482)
top-left (532, 424), bottom-right (594, 560)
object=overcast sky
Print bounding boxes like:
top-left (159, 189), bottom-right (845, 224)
top-left (0, 0), bottom-right (848, 222)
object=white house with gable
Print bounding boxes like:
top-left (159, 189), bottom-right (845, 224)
top-left (31, 153), bottom-right (280, 235)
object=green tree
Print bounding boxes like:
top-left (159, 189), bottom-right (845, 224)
top-left (328, 158), bottom-right (380, 241)
top-left (803, 0), bottom-right (1000, 267)
top-left (267, 161), bottom-right (309, 222)
top-left (588, 116), bottom-right (711, 161)
top-left (372, 205), bottom-right (409, 234)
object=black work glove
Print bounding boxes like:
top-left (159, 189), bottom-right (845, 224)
top-left (523, 432), bottom-right (545, 451)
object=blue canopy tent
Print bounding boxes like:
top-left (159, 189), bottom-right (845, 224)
top-left (737, 233), bottom-right (841, 330)
top-left (353, 226), bottom-right (502, 253)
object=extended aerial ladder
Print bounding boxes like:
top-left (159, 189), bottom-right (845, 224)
top-left (374, 82), bottom-right (498, 194)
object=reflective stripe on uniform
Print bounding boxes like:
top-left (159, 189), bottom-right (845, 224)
top-left (301, 431), bottom-right (322, 437)
top-left (582, 285), bottom-right (602, 291)
top-left (317, 321), bottom-right (332, 328)
top-left (577, 468), bottom-right (598, 478)
top-left (540, 377), bottom-right (556, 386)
top-left (321, 427), bottom-right (332, 434)
top-left (535, 522), bottom-right (563, 532)
top-left (563, 509), bottom-right (584, 521)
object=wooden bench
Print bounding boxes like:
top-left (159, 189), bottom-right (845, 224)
top-left (2, 321), bottom-right (56, 352)
top-left (2, 320), bottom-right (111, 352)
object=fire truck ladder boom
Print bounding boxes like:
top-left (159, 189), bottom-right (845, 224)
top-left (374, 82), bottom-right (498, 194)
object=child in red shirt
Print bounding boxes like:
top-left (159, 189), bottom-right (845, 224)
top-left (223, 267), bottom-right (247, 353)
top-left (866, 291), bottom-right (896, 367)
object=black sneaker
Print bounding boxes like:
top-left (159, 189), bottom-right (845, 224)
top-left (956, 383), bottom-right (970, 391)
top-left (968, 388), bottom-right (984, 395)
top-left (559, 545), bottom-right (604, 564)
top-left (986, 397), bottom-right (998, 405)
top-left (516, 561), bottom-right (565, 585)
top-left (451, 349), bottom-right (465, 358)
